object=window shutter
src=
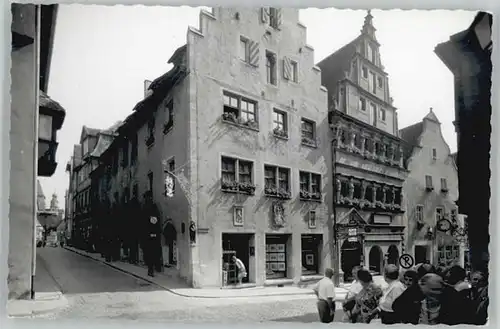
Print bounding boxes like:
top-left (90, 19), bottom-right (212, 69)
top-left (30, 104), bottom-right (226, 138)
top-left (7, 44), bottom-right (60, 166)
top-left (283, 56), bottom-right (291, 80)
top-left (260, 7), bottom-right (269, 23)
top-left (248, 40), bottom-right (260, 67)
top-left (276, 8), bottom-right (283, 28)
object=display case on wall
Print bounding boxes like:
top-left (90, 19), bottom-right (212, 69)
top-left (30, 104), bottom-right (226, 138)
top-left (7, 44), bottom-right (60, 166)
top-left (265, 237), bottom-right (287, 279)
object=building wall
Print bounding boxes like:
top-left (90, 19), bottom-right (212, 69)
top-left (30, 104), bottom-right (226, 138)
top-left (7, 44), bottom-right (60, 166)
top-left (186, 8), bottom-right (331, 287)
top-left (402, 117), bottom-right (461, 266)
top-left (9, 3), bottom-right (37, 299)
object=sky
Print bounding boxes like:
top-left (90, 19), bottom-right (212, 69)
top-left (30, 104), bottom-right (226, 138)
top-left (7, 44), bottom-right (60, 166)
top-left (38, 5), bottom-right (477, 209)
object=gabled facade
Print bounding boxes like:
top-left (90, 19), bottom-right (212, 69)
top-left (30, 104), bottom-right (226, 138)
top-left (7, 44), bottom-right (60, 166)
top-left (70, 125), bottom-right (119, 251)
top-left (400, 109), bottom-right (466, 269)
top-left (317, 11), bottom-right (408, 283)
top-left (90, 7), bottom-right (331, 288)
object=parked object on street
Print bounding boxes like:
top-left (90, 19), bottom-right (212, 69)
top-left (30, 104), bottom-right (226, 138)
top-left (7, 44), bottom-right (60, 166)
top-left (46, 232), bottom-right (59, 247)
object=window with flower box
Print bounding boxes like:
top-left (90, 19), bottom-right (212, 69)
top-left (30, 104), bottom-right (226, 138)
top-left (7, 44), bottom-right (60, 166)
top-left (299, 171), bottom-right (322, 201)
top-left (222, 92), bottom-right (258, 130)
top-left (301, 118), bottom-right (316, 147)
top-left (221, 156), bottom-right (256, 195)
top-left (273, 109), bottom-right (288, 138)
top-left (264, 165), bottom-right (291, 199)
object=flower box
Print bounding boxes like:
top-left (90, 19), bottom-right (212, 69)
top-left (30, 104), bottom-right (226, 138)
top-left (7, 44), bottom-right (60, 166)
top-left (221, 180), bottom-right (238, 191)
top-left (238, 182), bottom-right (256, 195)
top-left (273, 128), bottom-right (288, 138)
top-left (222, 112), bottom-right (238, 123)
top-left (301, 137), bottom-right (317, 147)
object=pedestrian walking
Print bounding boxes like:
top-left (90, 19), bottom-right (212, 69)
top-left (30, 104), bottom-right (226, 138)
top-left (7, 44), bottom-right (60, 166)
top-left (373, 264), bottom-right (406, 324)
top-left (231, 255), bottom-right (247, 285)
top-left (350, 269), bottom-right (383, 323)
top-left (142, 192), bottom-right (162, 277)
top-left (312, 268), bottom-right (336, 323)
top-left (342, 265), bottom-right (362, 322)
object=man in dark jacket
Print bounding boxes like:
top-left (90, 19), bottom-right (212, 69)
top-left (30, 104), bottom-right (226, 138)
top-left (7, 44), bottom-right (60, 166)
top-left (394, 273), bottom-right (469, 325)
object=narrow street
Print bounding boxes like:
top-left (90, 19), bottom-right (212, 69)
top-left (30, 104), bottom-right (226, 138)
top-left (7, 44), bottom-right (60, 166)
top-left (38, 248), bottom-right (344, 323)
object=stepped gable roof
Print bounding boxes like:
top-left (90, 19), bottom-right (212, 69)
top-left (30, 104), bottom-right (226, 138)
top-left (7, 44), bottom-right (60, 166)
top-left (316, 38), bottom-right (359, 108)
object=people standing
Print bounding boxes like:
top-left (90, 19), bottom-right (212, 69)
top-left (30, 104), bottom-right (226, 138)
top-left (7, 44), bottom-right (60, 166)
top-left (392, 269), bottom-right (421, 324)
top-left (467, 271), bottom-right (489, 325)
top-left (231, 255), bottom-right (247, 285)
top-left (350, 269), bottom-right (383, 323)
top-left (342, 266), bottom-right (363, 322)
top-left (446, 265), bottom-right (471, 292)
top-left (313, 268), bottom-right (336, 323)
top-left (374, 264), bottom-right (406, 324)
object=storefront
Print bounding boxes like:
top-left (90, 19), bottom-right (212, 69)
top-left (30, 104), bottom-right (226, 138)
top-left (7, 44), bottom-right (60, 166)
top-left (222, 233), bottom-right (254, 285)
top-left (265, 234), bottom-right (290, 279)
top-left (301, 234), bottom-right (322, 275)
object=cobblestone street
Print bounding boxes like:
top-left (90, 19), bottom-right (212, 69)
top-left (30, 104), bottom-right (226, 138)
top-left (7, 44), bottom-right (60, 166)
top-left (38, 248), bottom-right (343, 323)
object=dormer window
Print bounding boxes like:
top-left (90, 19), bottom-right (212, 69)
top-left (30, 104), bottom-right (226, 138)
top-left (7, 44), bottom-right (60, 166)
top-left (82, 138), bottom-right (89, 156)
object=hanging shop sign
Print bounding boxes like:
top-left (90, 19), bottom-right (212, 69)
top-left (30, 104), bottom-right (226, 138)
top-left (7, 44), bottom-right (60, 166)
top-left (164, 173), bottom-right (175, 198)
top-left (437, 219), bottom-right (452, 233)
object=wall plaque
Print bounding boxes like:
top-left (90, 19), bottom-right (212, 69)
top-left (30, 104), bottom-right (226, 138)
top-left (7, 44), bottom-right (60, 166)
top-left (233, 206), bottom-right (243, 226)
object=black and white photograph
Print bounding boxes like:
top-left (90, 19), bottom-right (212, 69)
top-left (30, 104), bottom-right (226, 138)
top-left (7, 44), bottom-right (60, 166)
top-left (6, 3), bottom-right (492, 326)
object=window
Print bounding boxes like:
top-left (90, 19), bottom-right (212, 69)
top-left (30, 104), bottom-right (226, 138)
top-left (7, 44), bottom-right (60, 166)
top-left (146, 114), bottom-right (156, 146)
top-left (239, 36), bottom-right (249, 62)
top-left (301, 118), bottom-right (316, 146)
top-left (299, 171), bottom-right (322, 201)
top-left (132, 184), bottom-right (138, 199)
top-left (362, 66), bottom-right (368, 79)
top-left (163, 100), bottom-right (174, 134)
top-left (222, 91), bottom-right (258, 128)
top-left (269, 8), bottom-right (279, 28)
top-left (148, 172), bottom-right (153, 193)
top-left (440, 178), bottom-right (448, 192)
top-left (264, 165), bottom-right (291, 199)
top-left (416, 204), bottom-right (424, 223)
top-left (370, 72), bottom-right (376, 93)
top-left (367, 43), bottom-right (373, 62)
top-left (432, 148), bottom-right (437, 161)
top-left (435, 207), bottom-right (444, 222)
top-left (167, 158), bottom-right (175, 172)
top-left (377, 77), bottom-right (383, 88)
top-left (438, 244), bottom-right (460, 267)
top-left (39, 115), bottom-right (52, 140)
top-left (369, 44), bottom-right (376, 63)
top-left (221, 157), bottom-right (255, 194)
top-left (425, 175), bottom-right (433, 190)
top-left (378, 108), bottom-right (386, 121)
top-left (450, 209), bottom-right (458, 224)
top-left (266, 51), bottom-right (277, 85)
top-left (131, 133), bottom-right (138, 165)
top-left (359, 97), bottom-right (366, 111)
top-left (290, 60), bottom-right (298, 82)
top-left (273, 109), bottom-right (287, 137)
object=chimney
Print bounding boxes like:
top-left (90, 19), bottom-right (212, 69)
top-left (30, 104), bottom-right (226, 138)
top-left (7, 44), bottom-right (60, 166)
top-left (144, 80), bottom-right (152, 98)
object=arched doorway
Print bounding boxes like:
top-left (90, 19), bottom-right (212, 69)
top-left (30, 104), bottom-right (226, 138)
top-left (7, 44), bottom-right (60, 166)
top-left (341, 239), bottom-right (362, 282)
top-left (369, 245), bottom-right (383, 274)
top-left (387, 245), bottom-right (399, 266)
top-left (163, 222), bottom-right (177, 267)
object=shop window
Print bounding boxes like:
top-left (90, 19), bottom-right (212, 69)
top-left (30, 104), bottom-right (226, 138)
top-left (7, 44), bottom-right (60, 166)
top-left (301, 234), bottom-right (322, 275)
top-left (266, 234), bottom-right (289, 279)
top-left (437, 244), bottom-right (460, 267)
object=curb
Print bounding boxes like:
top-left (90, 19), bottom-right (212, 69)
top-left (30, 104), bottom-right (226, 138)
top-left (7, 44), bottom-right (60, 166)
top-left (64, 247), bottom-right (339, 299)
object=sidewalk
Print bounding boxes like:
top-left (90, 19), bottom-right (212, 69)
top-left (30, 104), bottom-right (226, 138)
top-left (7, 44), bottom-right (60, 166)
top-left (64, 246), bottom-right (349, 300)
top-left (7, 252), bottom-right (68, 318)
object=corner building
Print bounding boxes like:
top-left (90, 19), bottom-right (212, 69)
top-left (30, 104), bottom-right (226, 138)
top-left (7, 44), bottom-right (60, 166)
top-left (187, 8), bottom-right (331, 287)
top-left (317, 11), bottom-right (408, 282)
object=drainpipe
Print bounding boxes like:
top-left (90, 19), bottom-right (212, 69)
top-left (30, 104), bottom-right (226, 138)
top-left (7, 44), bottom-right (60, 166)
top-left (331, 136), bottom-right (339, 286)
top-left (31, 4), bottom-right (41, 300)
